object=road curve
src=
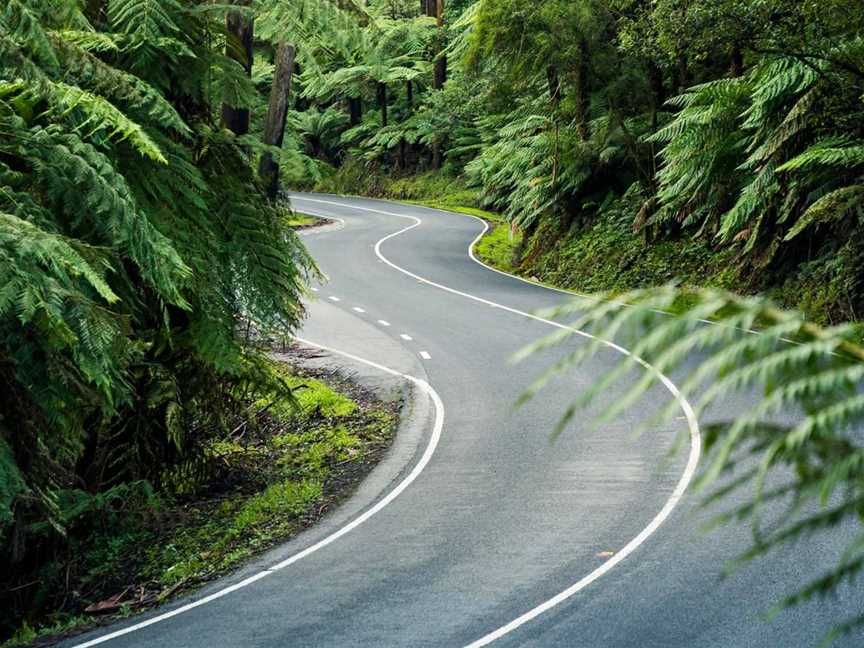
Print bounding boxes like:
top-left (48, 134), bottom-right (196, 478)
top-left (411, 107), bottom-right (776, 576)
top-left (65, 194), bottom-right (861, 648)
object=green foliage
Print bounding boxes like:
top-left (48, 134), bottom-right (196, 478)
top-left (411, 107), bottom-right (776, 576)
top-left (519, 287), bottom-right (864, 640)
top-left (4, 0), bottom-right (864, 639)
top-left (1, 0), bottom-right (314, 637)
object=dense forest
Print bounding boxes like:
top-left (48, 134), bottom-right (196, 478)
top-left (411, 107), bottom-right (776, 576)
top-left (279, 0), bottom-right (864, 325)
top-left (3, 0), bottom-right (864, 644)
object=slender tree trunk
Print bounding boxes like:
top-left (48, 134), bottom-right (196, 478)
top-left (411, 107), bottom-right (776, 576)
top-left (546, 66), bottom-right (562, 107)
top-left (676, 52), bottom-right (690, 92)
top-left (431, 0), bottom-right (447, 89)
top-left (348, 96), bottom-right (362, 126)
top-left (729, 45), bottom-right (744, 77)
top-left (429, 147), bottom-right (442, 168)
top-left (647, 60), bottom-right (665, 130)
top-left (646, 59), bottom-right (665, 188)
top-left (401, 81), bottom-right (413, 171)
top-left (259, 42), bottom-right (296, 199)
top-left (574, 40), bottom-right (589, 141)
top-left (377, 82), bottom-right (388, 127)
top-left (222, 0), bottom-right (254, 135)
top-left (424, 1), bottom-right (446, 166)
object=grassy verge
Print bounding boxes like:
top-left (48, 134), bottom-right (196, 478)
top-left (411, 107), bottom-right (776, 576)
top-left (5, 355), bottom-right (397, 647)
top-left (474, 222), bottom-right (523, 274)
top-left (286, 211), bottom-right (324, 229)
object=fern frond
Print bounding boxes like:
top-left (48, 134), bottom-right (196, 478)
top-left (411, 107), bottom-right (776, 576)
top-left (519, 286), bottom-right (864, 637)
top-left (52, 82), bottom-right (167, 162)
top-left (785, 185), bottom-right (864, 240)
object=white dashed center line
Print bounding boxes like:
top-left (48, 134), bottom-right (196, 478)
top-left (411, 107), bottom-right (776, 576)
top-left (311, 287), bottom-right (319, 292)
top-left (400, 334), bottom-right (413, 341)
top-left (377, 320), bottom-right (391, 327)
top-left (353, 307), bottom-right (366, 313)
top-left (329, 296), bottom-right (341, 302)
top-left (419, 351), bottom-right (431, 360)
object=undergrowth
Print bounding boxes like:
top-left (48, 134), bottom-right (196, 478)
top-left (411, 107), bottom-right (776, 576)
top-left (3, 358), bottom-right (396, 647)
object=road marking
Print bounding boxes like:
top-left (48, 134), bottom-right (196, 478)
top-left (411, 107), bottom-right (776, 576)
top-left (377, 319), bottom-right (391, 327)
top-left (419, 351), bottom-right (431, 360)
top-left (293, 195), bottom-right (702, 647)
top-left (295, 195), bottom-right (765, 337)
top-left (311, 287), bottom-right (319, 292)
top-left (353, 307), bottom-right (366, 313)
top-left (400, 334), bottom-right (413, 341)
top-left (328, 296), bottom-right (340, 302)
top-left (70, 339), bottom-right (445, 648)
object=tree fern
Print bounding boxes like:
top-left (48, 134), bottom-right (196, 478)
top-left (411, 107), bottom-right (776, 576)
top-left (107, 0), bottom-right (183, 41)
top-left (1, 0), bottom-right (315, 617)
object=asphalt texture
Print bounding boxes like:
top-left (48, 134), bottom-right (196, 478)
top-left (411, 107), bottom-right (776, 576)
top-left (64, 193), bottom-right (862, 648)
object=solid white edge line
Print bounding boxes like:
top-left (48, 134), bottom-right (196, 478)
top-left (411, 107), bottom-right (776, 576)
top-left (292, 195), bottom-right (702, 646)
top-left (70, 339), bottom-right (445, 648)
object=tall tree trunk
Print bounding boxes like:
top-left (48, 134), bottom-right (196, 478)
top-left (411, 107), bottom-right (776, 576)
top-left (399, 138), bottom-right (407, 170)
top-left (646, 59), bottom-right (665, 188)
top-left (676, 52), bottom-right (690, 92)
top-left (401, 81), bottom-right (413, 172)
top-left (348, 96), bottom-right (362, 126)
top-left (377, 82), bottom-right (388, 127)
top-left (729, 45), bottom-right (744, 77)
top-left (546, 66), bottom-right (562, 107)
top-left (646, 59), bottom-right (665, 130)
top-left (574, 40), bottom-right (589, 141)
top-left (222, 0), bottom-right (254, 135)
top-left (258, 42), bottom-right (296, 199)
top-left (424, 1), bottom-right (446, 166)
top-left (432, 0), bottom-right (447, 89)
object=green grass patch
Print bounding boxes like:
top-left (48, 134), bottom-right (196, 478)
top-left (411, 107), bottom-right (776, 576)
top-left (276, 371), bottom-right (357, 419)
top-left (474, 222), bottom-right (523, 273)
top-left (526, 217), bottom-right (738, 295)
top-left (286, 211), bottom-right (321, 228)
top-left (413, 201), bottom-right (505, 224)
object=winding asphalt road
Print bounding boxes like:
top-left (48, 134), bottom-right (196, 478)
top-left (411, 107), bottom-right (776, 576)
top-left (66, 194), bottom-right (861, 647)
